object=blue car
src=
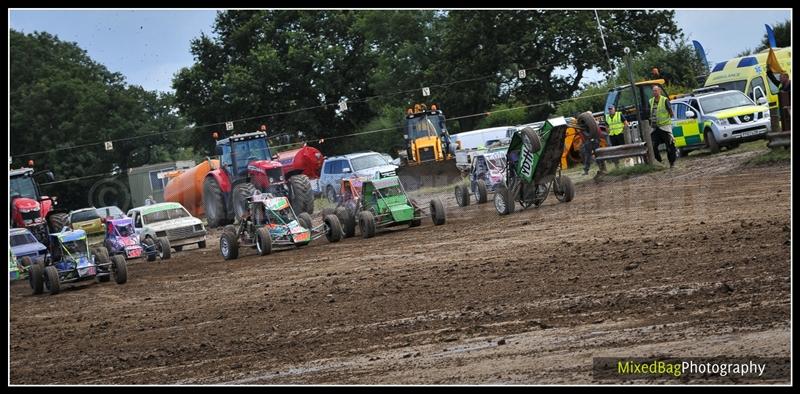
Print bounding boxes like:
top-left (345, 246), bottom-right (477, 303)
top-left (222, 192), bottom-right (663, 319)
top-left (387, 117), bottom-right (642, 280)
top-left (10, 228), bottom-right (47, 265)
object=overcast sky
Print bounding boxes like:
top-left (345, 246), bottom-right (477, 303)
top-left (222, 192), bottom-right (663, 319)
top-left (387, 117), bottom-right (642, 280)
top-left (9, 9), bottom-right (792, 93)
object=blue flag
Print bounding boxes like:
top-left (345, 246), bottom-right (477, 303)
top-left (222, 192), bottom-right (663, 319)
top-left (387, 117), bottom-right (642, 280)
top-left (692, 40), bottom-right (710, 71)
top-left (765, 24), bottom-right (777, 48)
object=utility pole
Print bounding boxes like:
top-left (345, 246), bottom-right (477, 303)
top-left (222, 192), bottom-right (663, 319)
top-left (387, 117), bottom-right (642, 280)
top-left (624, 47), bottom-right (655, 165)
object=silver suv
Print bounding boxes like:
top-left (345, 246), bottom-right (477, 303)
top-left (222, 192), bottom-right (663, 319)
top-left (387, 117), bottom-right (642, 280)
top-left (316, 151), bottom-right (398, 202)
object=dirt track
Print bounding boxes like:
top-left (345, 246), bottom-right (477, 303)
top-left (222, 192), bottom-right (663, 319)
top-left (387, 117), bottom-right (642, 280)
top-left (10, 148), bottom-right (791, 384)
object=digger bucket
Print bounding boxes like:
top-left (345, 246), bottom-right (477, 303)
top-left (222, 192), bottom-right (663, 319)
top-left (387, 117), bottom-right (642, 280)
top-left (395, 158), bottom-right (463, 191)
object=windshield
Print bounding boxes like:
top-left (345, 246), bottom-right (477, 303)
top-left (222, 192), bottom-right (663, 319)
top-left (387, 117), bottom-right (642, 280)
top-left (71, 210), bottom-right (100, 223)
top-left (233, 138), bottom-right (271, 172)
top-left (376, 185), bottom-right (404, 197)
top-left (97, 206), bottom-right (123, 218)
top-left (714, 80), bottom-right (747, 94)
top-left (10, 174), bottom-right (38, 200)
top-left (699, 92), bottom-right (754, 114)
top-left (62, 239), bottom-right (88, 256)
top-left (351, 154), bottom-right (388, 171)
top-left (143, 207), bottom-right (190, 224)
top-left (10, 233), bottom-right (38, 247)
top-left (115, 224), bottom-right (135, 237)
top-left (406, 116), bottom-right (443, 140)
top-left (487, 155), bottom-right (506, 171)
top-left (267, 207), bottom-right (295, 225)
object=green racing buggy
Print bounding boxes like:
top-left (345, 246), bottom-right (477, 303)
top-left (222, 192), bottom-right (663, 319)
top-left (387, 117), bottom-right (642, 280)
top-left (325, 176), bottom-right (446, 239)
top-left (494, 117), bottom-right (576, 215)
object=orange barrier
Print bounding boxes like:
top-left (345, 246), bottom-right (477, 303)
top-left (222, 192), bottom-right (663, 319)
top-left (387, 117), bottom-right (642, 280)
top-left (163, 159), bottom-right (219, 218)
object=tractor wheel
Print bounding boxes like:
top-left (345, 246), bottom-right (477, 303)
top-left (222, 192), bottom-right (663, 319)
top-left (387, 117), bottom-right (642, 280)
top-left (335, 207), bottom-right (356, 238)
top-left (289, 175), bottom-right (315, 215)
top-left (298, 212), bottom-right (314, 230)
top-left (454, 185), bottom-right (469, 207)
top-left (705, 129), bottom-right (720, 154)
top-left (494, 183), bottom-right (515, 215)
top-left (44, 265), bottom-right (60, 295)
top-left (255, 227), bottom-right (272, 256)
top-left (359, 211), bottom-right (376, 239)
top-left (143, 237), bottom-right (157, 262)
top-left (157, 237), bottom-right (171, 260)
top-left (554, 175), bottom-right (575, 203)
top-left (220, 230), bottom-right (239, 260)
top-left (324, 214), bottom-right (343, 243)
top-left (203, 177), bottom-right (228, 228)
top-left (521, 127), bottom-right (543, 153)
top-left (577, 112), bottom-right (600, 142)
top-left (48, 213), bottom-right (69, 234)
top-left (430, 198), bottom-right (446, 225)
top-left (112, 255), bottom-right (127, 284)
top-left (29, 262), bottom-right (44, 295)
top-left (233, 182), bottom-right (257, 220)
top-left (476, 180), bottom-right (488, 204)
top-left (321, 207), bottom-right (336, 218)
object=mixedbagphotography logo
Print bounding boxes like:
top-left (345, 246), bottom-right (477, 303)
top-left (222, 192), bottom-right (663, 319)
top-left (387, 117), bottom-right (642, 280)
top-left (593, 357), bottom-right (790, 382)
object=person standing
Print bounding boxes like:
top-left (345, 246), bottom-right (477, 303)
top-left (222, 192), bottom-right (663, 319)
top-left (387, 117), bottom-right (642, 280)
top-left (648, 86), bottom-right (677, 168)
top-left (605, 105), bottom-right (629, 168)
top-left (605, 105), bottom-right (629, 147)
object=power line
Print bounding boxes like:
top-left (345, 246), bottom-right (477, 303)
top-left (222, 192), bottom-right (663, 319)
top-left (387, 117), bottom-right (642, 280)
top-left (11, 59), bottom-right (581, 159)
top-left (32, 89), bottom-right (609, 187)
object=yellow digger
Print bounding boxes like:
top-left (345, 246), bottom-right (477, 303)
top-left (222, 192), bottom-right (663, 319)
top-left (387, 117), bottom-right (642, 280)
top-left (396, 104), bottom-right (461, 190)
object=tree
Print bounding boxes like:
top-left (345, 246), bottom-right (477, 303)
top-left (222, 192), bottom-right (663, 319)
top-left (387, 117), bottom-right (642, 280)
top-left (10, 30), bottom-right (188, 211)
top-left (173, 10), bottom-right (381, 158)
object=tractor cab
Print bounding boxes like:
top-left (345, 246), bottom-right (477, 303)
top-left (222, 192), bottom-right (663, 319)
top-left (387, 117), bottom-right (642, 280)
top-left (362, 177), bottom-right (414, 222)
top-left (216, 131), bottom-right (284, 188)
top-left (402, 104), bottom-right (453, 162)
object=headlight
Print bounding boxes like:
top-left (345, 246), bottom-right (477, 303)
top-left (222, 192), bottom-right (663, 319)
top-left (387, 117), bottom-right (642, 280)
top-left (762, 111), bottom-right (770, 119)
top-left (194, 224), bottom-right (204, 231)
top-left (712, 118), bottom-right (728, 126)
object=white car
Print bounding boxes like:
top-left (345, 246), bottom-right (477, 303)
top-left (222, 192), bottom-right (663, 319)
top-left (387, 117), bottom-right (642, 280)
top-left (316, 151), bottom-right (398, 202)
top-left (127, 202), bottom-right (207, 252)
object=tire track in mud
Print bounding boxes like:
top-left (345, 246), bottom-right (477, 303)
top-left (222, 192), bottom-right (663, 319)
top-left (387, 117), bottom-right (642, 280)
top-left (10, 149), bottom-right (790, 384)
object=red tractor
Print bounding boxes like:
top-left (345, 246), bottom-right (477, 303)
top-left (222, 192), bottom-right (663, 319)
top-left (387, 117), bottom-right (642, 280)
top-left (10, 167), bottom-right (69, 245)
top-left (166, 131), bottom-right (323, 228)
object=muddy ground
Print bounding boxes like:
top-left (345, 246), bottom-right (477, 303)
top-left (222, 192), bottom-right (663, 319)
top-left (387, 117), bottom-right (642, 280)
top-left (10, 146), bottom-right (791, 384)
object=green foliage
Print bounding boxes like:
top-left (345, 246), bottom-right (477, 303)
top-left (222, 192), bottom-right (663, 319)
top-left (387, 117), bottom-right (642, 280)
top-left (556, 83), bottom-right (611, 117)
top-left (474, 103), bottom-right (529, 129)
top-left (174, 10), bottom-right (681, 143)
top-left (612, 40), bottom-right (707, 89)
top-left (745, 147), bottom-right (790, 166)
top-left (10, 30), bottom-right (189, 211)
top-left (604, 163), bottom-right (665, 177)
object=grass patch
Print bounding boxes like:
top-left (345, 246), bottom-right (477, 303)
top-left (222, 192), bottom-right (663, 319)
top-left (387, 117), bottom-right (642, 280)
top-left (604, 163), bottom-right (666, 177)
top-left (745, 148), bottom-right (791, 166)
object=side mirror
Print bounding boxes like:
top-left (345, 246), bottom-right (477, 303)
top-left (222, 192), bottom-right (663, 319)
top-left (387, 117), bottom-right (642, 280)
top-left (685, 110), bottom-right (696, 119)
top-left (757, 97), bottom-right (767, 105)
top-left (342, 167), bottom-right (351, 174)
